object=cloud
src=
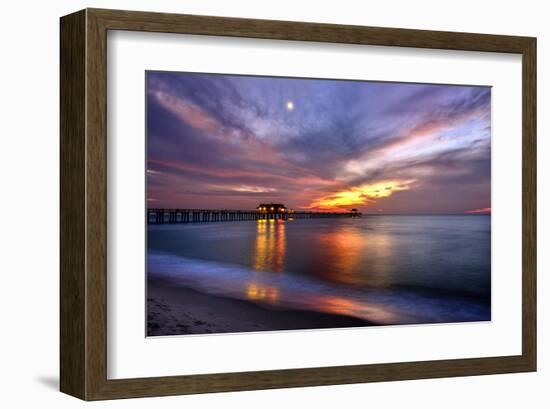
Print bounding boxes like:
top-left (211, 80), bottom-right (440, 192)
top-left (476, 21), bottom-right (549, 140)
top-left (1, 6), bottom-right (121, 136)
top-left (146, 72), bottom-right (491, 213)
top-left (307, 180), bottom-right (415, 210)
top-left (465, 207), bottom-right (491, 214)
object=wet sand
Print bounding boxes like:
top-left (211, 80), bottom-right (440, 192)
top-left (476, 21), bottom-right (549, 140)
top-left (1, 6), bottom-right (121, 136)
top-left (147, 276), bottom-right (373, 336)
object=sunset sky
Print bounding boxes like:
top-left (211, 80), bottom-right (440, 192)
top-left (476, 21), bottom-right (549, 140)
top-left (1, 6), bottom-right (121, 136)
top-left (147, 71), bottom-right (491, 214)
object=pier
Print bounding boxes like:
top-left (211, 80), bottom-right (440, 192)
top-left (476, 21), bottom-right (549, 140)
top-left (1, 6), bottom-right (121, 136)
top-left (147, 203), bottom-right (361, 224)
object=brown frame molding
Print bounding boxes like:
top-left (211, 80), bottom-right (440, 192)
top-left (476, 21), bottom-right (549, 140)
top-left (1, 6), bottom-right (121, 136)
top-left (60, 8), bottom-right (537, 400)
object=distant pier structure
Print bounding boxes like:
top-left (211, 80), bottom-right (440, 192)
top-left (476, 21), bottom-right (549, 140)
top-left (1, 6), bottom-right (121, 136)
top-left (147, 203), bottom-right (361, 224)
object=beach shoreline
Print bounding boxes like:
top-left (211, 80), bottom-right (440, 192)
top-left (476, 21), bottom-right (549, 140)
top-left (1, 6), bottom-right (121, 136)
top-left (147, 275), bottom-right (373, 336)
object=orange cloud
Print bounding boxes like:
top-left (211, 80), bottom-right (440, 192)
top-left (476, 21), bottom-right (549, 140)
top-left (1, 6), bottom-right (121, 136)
top-left (465, 207), bottom-right (491, 214)
top-left (148, 158), bottom-right (338, 188)
top-left (307, 180), bottom-right (415, 210)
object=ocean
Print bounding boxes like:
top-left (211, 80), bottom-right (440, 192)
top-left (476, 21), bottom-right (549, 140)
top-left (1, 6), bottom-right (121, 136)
top-left (147, 215), bottom-right (491, 326)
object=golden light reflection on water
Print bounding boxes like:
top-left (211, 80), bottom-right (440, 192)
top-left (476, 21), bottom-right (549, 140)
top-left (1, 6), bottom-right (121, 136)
top-left (245, 282), bottom-right (280, 304)
top-left (243, 282), bottom-right (396, 323)
top-left (313, 295), bottom-right (397, 323)
top-left (316, 226), bottom-right (395, 287)
top-left (247, 219), bottom-right (399, 322)
top-left (253, 220), bottom-right (286, 272)
top-left (317, 227), bottom-right (363, 285)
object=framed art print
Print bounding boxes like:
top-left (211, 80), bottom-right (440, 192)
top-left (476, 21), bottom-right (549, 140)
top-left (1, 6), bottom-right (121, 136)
top-left (145, 71), bottom-right (492, 335)
top-left (60, 8), bottom-right (536, 400)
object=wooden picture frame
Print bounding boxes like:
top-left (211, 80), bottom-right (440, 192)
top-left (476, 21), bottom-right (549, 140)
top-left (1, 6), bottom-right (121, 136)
top-left (60, 8), bottom-right (537, 400)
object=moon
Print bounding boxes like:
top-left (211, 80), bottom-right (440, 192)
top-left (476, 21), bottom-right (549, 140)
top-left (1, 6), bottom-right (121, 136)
top-left (286, 100), bottom-right (294, 111)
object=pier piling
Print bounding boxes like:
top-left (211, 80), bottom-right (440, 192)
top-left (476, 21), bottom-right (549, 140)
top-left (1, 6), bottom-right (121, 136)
top-left (147, 208), bottom-right (361, 224)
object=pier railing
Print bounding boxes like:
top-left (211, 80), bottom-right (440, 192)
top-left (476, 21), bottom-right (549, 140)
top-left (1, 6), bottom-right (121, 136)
top-left (147, 208), bottom-right (361, 224)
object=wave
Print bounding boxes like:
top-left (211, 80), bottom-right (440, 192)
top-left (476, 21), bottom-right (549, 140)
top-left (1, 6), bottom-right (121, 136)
top-left (147, 251), bottom-right (490, 325)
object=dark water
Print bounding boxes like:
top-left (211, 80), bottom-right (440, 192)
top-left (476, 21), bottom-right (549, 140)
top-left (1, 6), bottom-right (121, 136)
top-left (147, 215), bottom-right (491, 325)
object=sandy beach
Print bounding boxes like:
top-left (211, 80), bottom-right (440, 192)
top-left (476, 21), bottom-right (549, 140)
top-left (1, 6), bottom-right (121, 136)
top-left (147, 276), bottom-right (372, 336)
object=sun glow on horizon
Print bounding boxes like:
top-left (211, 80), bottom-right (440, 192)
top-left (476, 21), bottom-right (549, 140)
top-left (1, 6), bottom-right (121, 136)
top-left (465, 207), bottom-right (491, 214)
top-left (308, 180), bottom-right (415, 210)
